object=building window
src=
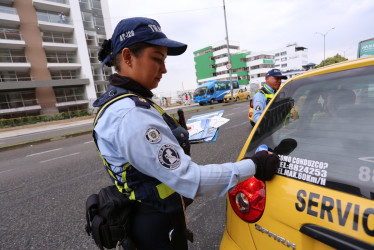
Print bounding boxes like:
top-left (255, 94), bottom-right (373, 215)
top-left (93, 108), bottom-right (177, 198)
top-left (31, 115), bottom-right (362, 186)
top-left (36, 10), bottom-right (70, 24)
top-left (94, 17), bottom-right (105, 34)
top-left (0, 90), bottom-right (38, 110)
top-left (0, 48), bottom-right (28, 63)
top-left (41, 31), bottom-right (73, 44)
top-left (281, 63), bottom-right (287, 67)
top-left (54, 86), bottom-right (85, 103)
top-left (0, 71), bottom-right (31, 82)
top-left (50, 70), bottom-right (79, 80)
top-left (79, 0), bottom-right (91, 10)
top-left (0, 28), bottom-right (22, 40)
top-left (45, 51), bottom-right (77, 63)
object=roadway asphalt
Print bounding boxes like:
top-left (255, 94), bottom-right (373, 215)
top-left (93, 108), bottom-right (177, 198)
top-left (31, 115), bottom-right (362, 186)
top-left (0, 103), bottom-right (200, 152)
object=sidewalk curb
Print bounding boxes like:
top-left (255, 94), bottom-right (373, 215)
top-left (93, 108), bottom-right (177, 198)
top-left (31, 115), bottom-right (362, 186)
top-left (0, 101), bottom-right (243, 152)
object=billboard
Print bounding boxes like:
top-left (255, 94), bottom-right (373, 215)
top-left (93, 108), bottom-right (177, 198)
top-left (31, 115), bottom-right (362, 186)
top-left (357, 38), bottom-right (374, 58)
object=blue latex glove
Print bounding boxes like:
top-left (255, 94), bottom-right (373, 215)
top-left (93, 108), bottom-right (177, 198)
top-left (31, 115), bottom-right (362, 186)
top-left (255, 144), bottom-right (268, 153)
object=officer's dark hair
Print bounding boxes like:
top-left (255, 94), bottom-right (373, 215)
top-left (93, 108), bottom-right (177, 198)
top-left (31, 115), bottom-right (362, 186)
top-left (99, 41), bottom-right (155, 72)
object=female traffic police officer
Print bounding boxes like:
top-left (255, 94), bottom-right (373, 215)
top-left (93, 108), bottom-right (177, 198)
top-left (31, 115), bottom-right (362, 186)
top-left (93, 17), bottom-right (280, 250)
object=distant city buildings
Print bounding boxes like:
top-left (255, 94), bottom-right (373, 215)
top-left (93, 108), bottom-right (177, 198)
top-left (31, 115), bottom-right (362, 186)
top-left (194, 41), bottom-right (311, 95)
top-left (272, 43), bottom-right (308, 72)
top-left (193, 40), bottom-right (250, 87)
top-left (245, 52), bottom-right (274, 94)
top-left (0, 0), bottom-right (112, 119)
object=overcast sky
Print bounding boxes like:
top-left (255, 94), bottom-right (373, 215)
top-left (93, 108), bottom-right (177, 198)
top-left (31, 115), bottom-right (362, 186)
top-left (105, 0), bottom-right (374, 95)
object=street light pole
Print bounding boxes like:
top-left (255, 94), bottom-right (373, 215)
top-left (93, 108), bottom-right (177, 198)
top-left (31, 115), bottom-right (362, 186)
top-left (315, 27), bottom-right (335, 66)
top-left (339, 47), bottom-right (351, 58)
top-left (223, 0), bottom-right (234, 102)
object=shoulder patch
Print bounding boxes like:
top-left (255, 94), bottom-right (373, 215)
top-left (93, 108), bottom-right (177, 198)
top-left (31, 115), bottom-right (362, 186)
top-left (255, 105), bottom-right (262, 111)
top-left (145, 127), bottom-right (161, 143)
top-left (129, 96), bottom-right (151, 109)
top-left (158, 144), bottom-right (181, 170)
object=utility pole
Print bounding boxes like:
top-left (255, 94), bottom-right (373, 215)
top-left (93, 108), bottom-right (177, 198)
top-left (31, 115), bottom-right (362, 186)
top-left (223, 0), bottom-right (234, 102)
top-left (315, 27), bottom-right (335, 66)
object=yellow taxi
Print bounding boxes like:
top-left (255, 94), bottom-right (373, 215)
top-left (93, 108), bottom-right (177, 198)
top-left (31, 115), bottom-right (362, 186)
top-left (224, 89), bottom-right (250, 103)
top-left (220, 56), bottom-right (374, 250)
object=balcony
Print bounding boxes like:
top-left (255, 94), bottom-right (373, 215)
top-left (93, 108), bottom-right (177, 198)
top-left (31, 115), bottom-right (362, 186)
top-left (79, 1), bottom-right (90, 11)
top-left (54, 86), bottom-right (89, 107)
top-left (0, 4), bottom-right (20, 27)
top-left (46, 54), bottom-right (80, 70)
top-left (0, 102), bottom-right (41, 115)
top-left (0, 71), bottom-right (32, 82)
top-left (83, 20), bottom-right (94, 30)
top-left (50, 69), bottom-right (80, 80)
top-left (92, 73), bottom-right (109, 85)
top-left (0, 28), bottom-right (25, 49)
top-left (0, 54), bottom-right (30, 71)
top-left (42, 31), bottom-right (76, 51)
top-left (92, 7), bottom-right (102, 17)
top-left (32, 0), bottom-right (70, 13)
top-left (43, 42), bottom-right (77, 52)
top-left (0, 1), bottom-right (14, 5)
top-left (37, 11), bottom-right (73, 32)
top-left (0, 89), bottom-right (41, 115)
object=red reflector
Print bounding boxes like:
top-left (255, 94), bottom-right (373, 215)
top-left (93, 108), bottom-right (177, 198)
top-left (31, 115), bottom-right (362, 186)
top-left (249, 99), bottom-right (254, 108)
top-left (229, 177), bottom-right (265, 222)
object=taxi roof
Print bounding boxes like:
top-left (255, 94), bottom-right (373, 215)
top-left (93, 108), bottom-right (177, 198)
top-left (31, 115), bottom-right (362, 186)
top-left (286, 56), bottom-right (374, 85)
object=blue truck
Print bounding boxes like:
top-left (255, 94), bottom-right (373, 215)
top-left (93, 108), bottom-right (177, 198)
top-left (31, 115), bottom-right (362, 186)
top-left (193, 80), bottom-right (239, 105)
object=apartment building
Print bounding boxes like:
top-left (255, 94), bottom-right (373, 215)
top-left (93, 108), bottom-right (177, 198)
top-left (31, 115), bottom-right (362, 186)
top-left (245, 52), bottom-right (274, 94)
top-left (272, 43), bottom-right (308, 73)
top-left (0, 0), bottom-right (112, 119)
top-left (193, 40), bottom-right (250, 86)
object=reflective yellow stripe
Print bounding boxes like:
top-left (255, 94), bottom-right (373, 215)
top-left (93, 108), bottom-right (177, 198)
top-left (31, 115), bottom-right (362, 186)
top-left (121, 163), bottom-right (133, 192)
top-left (156, 183), bottom-right (175, 199)
top-left (151, 102), bottom-right (165, 114)
top-left (114, 180), bottom-right (123, 193)
top-left (258, 89), bottom-right (274, 100)
top-left (263, 85), bottom-right (274, 94)
top-left (129, 191), bottom-right (136, 200)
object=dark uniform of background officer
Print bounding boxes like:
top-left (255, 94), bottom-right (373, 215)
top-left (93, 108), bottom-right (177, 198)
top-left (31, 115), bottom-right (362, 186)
top-left (93, 17), bottom-right (280, 250)
top-left (252, 69), bottom-right (287, 124)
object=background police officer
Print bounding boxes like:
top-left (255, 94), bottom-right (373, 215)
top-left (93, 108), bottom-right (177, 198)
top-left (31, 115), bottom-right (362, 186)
top-left (252, 69), bottom-right (287, 123)
top-left (94, 17), bottom-right (280, 250)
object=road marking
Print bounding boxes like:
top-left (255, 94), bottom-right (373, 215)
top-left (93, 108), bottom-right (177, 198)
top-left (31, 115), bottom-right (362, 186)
top-left (0, 169), bottom-right (14, 175)
top-left (40, 152), bottom-right (80, 163)
top-left (224, 113), bottom-right (236, 117)
top-left (26, 148), bottom-right (62, 157)
top-left (84, 141), bottom-right (94, 144)
top-left (223, 121), bottom-right (249, 130)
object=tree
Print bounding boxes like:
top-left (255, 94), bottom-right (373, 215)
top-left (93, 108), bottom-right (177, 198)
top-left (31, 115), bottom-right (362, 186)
top-left (315, 54), bottom-right (348, 68)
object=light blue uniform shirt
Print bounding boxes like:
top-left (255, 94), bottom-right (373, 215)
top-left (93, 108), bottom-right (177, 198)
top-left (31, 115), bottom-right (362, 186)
top-left (252, 84), bottom-right (275, 123)
top-left (94, 97), bottom-right (256, 199)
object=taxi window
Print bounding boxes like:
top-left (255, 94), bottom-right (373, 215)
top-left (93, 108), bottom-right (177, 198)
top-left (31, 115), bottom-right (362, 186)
top-left (245, 65), bottom-right (374, 200)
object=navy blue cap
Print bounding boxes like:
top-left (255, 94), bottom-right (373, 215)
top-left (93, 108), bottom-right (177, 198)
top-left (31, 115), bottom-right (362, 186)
top-left (266, 69), bottom-right (287, 79)
top-left (103, 17), bottom-right (186, 66)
